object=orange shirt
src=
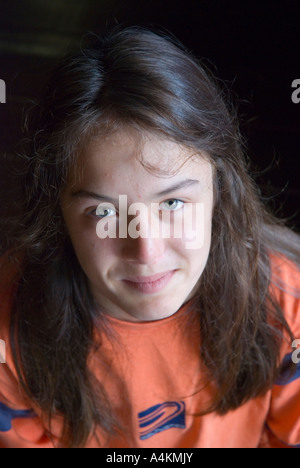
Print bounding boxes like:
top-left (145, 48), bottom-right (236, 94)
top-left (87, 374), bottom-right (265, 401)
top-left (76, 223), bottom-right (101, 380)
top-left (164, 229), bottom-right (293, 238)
top-left (0, 253), bottom-right (299, 448)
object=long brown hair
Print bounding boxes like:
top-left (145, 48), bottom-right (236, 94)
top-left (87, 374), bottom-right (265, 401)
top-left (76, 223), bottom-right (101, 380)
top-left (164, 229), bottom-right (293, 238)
top-left (3, 26), bottom-right (299, 447)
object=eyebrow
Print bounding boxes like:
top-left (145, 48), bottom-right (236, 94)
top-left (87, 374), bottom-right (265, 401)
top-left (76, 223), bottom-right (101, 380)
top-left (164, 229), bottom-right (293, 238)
top-left (71, 178), bottom-right (201, 203)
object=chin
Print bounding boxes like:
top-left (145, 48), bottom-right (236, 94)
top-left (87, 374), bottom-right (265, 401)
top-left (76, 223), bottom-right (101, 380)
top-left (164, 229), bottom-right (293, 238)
top-left (131, 298), bottom-right (185, 322)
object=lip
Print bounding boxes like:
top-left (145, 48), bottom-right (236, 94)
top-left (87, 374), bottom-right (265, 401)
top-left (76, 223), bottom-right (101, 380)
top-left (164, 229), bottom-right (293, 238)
top-left (122, 270), bottom-right (176, 294)
top-left (124, 271), bottom-right (174, 283)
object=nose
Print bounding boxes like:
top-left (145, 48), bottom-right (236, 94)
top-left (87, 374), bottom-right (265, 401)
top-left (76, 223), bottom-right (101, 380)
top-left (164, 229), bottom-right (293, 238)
top-left (121, 235), bottom-right (166, 264)
top-left (121, 209), bottom-right (166, 264)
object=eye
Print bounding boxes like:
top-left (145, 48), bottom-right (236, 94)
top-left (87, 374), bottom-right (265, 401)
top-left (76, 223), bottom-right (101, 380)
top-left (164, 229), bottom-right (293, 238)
top-left (159, 199), bottom-right (184, 211)
top-left (90, 203), bottom-right (117, 218)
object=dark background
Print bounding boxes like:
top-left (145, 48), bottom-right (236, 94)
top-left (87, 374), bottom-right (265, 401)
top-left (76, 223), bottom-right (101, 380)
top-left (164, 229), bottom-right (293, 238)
top-left (1, 0), bottom-right (300, 250)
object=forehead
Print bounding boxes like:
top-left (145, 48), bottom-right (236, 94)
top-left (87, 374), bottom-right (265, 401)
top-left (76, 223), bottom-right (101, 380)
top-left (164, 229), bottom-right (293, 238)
top-left (70, 128), bottom-right (212, 187)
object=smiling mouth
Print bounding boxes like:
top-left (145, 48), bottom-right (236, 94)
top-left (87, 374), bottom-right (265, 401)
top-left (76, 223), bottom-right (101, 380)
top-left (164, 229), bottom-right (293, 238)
top-left (122, 270), bottom-right (176, 294)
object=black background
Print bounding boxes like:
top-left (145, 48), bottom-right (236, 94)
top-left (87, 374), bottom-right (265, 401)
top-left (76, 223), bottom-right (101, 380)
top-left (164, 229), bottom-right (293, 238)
top-left (0, 0), bottom-right (299, 238)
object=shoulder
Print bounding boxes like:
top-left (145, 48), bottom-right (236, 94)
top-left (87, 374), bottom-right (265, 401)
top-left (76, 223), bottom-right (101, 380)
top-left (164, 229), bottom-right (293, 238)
top-left (268, 250), bottom-right (300, 353)
top-left (264, 252), bottom-right (300, 448)
top-left (269, 251), bottom-right (300, 291)
top-left (268, 251), bottom-right (300, 308)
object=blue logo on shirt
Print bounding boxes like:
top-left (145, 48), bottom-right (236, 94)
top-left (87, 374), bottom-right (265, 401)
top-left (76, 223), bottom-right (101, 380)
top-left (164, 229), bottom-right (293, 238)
top-left (0, 402), bottom-right (35, 432)
top-left (276, 352), bottom-right (300, 386)
top-left (138, 401), bottom-right (186, 440)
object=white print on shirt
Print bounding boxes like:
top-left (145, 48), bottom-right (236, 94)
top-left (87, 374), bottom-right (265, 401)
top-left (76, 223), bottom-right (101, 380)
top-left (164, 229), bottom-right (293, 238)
top-left (292, 339), bottom-right (300, 364)
top-left (0, 339), bottom-right (6, 363)
top-left (96, 195), bottom-right (205, 250)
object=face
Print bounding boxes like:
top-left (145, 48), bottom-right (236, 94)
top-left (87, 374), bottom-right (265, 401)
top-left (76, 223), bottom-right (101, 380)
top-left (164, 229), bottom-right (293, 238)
top-left (61, 129), bottom-right (214, 322)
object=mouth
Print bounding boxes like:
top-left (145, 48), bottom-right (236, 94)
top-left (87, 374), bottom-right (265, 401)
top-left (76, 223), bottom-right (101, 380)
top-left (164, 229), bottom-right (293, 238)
top-left (122, 270), bottom-right (176, 294)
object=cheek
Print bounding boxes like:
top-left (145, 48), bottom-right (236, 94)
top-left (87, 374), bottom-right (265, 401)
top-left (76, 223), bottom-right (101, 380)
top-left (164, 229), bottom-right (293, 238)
top-left (76, 236), bottom-right (119, 272)
top-left (172, 205), bottom-right (212, 276)
top-left (63, 218), bottom-right (115, 272)
top-left (172, 202), bottom-right (212, 251)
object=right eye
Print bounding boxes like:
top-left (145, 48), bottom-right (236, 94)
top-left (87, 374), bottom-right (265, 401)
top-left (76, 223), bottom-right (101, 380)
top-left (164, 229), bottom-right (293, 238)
top-left (91, 203), bottom-right (117, 218)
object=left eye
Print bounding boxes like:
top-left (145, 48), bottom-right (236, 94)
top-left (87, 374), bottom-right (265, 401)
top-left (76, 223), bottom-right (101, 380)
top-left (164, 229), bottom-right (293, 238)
top-left (159, 199), bottom-right (184, 211)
